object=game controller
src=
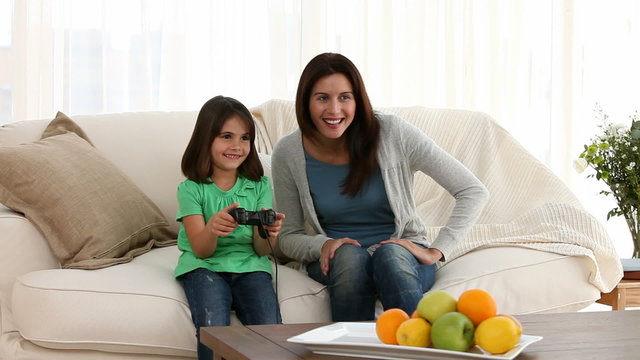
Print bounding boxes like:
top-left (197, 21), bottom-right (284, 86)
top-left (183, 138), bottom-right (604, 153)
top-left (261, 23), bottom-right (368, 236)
top-left (228, 208), bottom-right (276, 239)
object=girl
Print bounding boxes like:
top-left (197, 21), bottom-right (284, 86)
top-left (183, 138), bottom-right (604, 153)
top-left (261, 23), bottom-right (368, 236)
top-left (175, 95), bottom-right (284, 360)
top-left (272, 53), bottom-right (489, 321)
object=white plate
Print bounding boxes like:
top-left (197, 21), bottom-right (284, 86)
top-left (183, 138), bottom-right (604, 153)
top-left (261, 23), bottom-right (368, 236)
top-left (287, 322), bottom-right (543, 360)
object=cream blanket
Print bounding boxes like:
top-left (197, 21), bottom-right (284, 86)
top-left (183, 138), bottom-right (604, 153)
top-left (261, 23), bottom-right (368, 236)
top-left (251, 100), bottom-right (623, 293)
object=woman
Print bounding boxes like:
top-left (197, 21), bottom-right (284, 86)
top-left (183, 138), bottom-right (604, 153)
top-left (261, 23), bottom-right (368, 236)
top-left (271, 53), bottom-right (489, 321)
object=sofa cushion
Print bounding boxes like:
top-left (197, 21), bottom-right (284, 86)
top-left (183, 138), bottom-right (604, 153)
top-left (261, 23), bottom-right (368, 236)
top-left (431, 246), bottom-right (601, 314)
top-left (0, 131), bottom-right (177, 269)
top-left (11, 246), bottom-right (330, 356)
top-left (11, 246), bottom-right (196, 357)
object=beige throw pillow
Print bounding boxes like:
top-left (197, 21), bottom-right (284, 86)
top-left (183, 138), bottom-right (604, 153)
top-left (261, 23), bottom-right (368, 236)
top-left (41, 111), bottom-right (94, 144)
top-left (0, 130), bottom-right (176, 269)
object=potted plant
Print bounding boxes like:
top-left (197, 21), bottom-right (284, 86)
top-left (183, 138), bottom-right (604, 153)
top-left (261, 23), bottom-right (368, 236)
top-left (574, 106), bottom-right (640, 260)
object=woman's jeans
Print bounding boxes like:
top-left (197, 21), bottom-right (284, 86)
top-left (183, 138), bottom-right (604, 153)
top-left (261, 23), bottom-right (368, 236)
top-left (307, 243), bottom-right (436, 321)
top-left (181, 268), bottom-right (281, 360)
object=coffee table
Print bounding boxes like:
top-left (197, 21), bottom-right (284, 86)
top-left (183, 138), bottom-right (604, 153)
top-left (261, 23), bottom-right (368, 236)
top-left (201, 310), bottom-right (639, 359)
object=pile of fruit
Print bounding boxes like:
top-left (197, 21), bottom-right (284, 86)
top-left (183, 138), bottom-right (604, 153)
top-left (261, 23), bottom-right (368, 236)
top-left (375, 289), bottom-right (522, 354)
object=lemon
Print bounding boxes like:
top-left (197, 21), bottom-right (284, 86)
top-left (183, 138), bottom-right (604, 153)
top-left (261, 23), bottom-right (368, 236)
top-left (474, 315), bottom-right (522, 354)
top-left (395, 318), bottom-right (431, 347)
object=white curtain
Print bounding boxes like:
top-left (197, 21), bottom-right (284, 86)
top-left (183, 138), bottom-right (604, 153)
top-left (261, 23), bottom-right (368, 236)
top-left (4, 0), bottom-right (640, 256)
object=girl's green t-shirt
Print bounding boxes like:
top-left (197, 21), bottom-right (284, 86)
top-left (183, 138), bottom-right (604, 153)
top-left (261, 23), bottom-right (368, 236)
top-left (174, 175), bottom-right (273, 278)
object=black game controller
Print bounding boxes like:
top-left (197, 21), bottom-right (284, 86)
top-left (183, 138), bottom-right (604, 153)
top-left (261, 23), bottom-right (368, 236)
top-left (228, 208), bottom-right (276, 239)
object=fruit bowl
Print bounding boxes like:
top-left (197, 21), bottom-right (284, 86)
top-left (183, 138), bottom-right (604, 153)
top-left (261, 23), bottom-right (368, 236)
top-left (287, 322), bottom-right (542, 360)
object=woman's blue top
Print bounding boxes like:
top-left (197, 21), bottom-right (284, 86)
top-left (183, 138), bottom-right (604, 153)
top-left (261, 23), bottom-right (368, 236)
top-left (305, 152), bottom-right (395, 248)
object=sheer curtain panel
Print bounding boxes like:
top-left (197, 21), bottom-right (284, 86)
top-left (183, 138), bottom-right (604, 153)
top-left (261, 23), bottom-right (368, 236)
top-left (3, 0), bottom-right (640, 256)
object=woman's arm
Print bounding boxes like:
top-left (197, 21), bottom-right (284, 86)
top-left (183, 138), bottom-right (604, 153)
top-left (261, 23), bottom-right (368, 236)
top-left (391, 115), bottom-right (489, 260)
top-left (272, 133), bottom-right (331, 263)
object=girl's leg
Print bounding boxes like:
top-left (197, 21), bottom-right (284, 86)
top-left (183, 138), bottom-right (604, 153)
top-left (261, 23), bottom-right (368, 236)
top-left (372, 243), bottom-right (436, 315)
top-left (307, 244), bottom-right (376, 321)
top-left (231, 271), bottom-right (281, 325)
top-left (181, 268), bottom-right (232, 360)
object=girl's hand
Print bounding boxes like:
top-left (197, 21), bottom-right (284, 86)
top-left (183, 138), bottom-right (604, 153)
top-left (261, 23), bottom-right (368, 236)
top-left (252, 208), bottom-right (285, 256)
top-left (264, 210), bottom-right (286, 242)
top-left (378, 238), bottom-right (443, 265)
top-left (206, 202), bottom-right (240, 237)
top-left (320, 238), bottom-right (361, 275)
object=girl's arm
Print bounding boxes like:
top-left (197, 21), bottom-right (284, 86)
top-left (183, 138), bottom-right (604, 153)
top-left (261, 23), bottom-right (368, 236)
top-left (183, 203), bottom-right (240, 259)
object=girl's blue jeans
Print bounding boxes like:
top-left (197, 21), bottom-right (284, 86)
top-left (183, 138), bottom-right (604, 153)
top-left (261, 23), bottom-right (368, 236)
top-left (307, 243), bottom-right (436, 321)
top-left (181, 268), bottom-right (281, 360)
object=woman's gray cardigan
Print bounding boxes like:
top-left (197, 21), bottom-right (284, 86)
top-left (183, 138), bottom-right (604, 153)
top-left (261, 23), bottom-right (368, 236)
top-left (271, 113), bottom-right (489, 264)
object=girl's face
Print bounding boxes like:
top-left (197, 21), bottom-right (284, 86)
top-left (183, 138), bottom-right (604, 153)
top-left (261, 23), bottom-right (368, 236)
top-left (210, 115), bottom-right (251, 176)
top-left (308, 73), bottom-right (356, 141)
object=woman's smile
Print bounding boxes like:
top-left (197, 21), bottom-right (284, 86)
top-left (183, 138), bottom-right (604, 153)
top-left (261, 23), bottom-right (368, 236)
top-left (309, 73), bottom-right (356, 140)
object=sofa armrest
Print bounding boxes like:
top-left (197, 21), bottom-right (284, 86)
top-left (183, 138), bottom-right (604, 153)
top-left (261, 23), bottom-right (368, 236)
top-left (0, 204), bottom-right (60, 306)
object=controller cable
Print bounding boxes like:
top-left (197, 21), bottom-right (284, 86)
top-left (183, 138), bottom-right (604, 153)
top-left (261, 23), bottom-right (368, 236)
top-left (229, 208), bottom-right (281, 323)
top-left (261, 226), bottom-right (281, 323)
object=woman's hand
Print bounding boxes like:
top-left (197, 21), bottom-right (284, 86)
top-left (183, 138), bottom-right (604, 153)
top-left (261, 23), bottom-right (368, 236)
top-left (320, 238), bottom-right (361, 275)
top-left (378, 238), bottom-right (443, 265)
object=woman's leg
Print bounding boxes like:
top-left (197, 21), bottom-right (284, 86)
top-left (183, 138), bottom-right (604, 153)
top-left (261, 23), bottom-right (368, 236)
top-left (372, 243), bottom-right (436, 315)
top-left (307, 244), bottom-right (376, 321)
top-left (231, 271), bottom-right (282, 325)
top-left (181, 268), bottom-right (232, 360)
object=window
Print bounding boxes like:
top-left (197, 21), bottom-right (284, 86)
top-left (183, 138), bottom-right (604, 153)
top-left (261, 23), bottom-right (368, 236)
top-left (0, 0), bottom-right (11, 124)
top-left (3, 0), bottom-right (640, 256)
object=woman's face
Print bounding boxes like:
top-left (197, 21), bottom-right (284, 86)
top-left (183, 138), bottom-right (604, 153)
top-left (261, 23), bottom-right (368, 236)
top-left (308, 73), bottom-right (356, 141)
top-left (210, 115), bottom-right (250, 175)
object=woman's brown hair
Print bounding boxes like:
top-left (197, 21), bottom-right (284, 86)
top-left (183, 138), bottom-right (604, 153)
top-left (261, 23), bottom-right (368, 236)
top-left (295, 53), bottom-right (380, 197)
top-left (181, 95), bottom-right (263, 183)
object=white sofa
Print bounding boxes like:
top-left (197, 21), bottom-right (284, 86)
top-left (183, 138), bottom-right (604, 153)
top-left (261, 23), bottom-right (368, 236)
top-left (0, 99), bottom-right (623, 360)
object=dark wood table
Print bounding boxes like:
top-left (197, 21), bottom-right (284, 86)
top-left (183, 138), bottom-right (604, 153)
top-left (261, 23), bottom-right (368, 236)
top-left (201, 310), bottom-right (640, 360)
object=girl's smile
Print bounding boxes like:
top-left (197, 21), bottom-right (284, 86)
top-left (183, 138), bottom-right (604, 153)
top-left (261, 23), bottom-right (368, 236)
top-left (211, 115), bottom-right (250, 177)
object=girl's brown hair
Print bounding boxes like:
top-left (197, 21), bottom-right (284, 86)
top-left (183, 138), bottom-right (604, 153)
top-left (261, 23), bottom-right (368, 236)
top-left (181, 95), bottom-right (263, 183)
top-left (295, 53), bottom-right (380, 197)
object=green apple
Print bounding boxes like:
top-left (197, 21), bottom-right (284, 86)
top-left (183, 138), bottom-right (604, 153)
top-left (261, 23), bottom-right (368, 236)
top-left (431, 312), bottom-right (475, 352)
top-left (416, 290), bottom-right (457, 324)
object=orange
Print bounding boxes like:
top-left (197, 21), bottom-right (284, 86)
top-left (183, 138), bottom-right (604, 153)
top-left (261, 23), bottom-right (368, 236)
top-left (376, 308), bottom-right (410, 345)
top-left (456, 289), bottom-right (497, 326)
top-left (410, 310), bottom-right (420, 319)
